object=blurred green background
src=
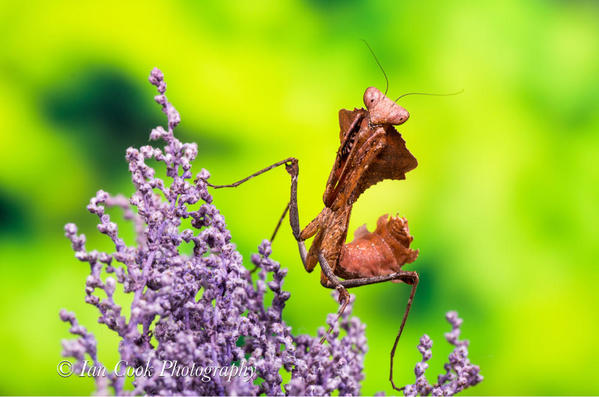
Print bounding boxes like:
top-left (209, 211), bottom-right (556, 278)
top-left (1, 0), bottom-right (598, 395)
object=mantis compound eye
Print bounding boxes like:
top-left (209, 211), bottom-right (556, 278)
top-left (363, 86), bottom-right (382, 109)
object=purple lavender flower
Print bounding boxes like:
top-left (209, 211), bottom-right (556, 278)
top-left (402, 311), bottom-right (483, 396)
top-left (60, 68), bottom-right (368, 396)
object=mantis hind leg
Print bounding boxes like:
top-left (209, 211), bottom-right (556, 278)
top-left (320, 269), bottom-right (419, 392)
top-left (317, 253), bottom-right (351, 344)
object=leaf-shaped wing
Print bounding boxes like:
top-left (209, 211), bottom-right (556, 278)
top-left (352, 125), bottom-right (417, 203)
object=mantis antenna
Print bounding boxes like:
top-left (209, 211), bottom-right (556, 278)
top-left (395, 89), bottom-right (464, 102)
top-left (362, 39), bottom-right (389, 96)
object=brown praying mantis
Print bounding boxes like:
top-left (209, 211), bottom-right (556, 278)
top-left (207, 83), bottom-right (425, 391)
top-left (205, 41), bottom-right (461, 393)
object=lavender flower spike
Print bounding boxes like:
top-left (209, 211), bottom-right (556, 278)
top-left (60, 68), bottom-right (369, 396)
top-left (403, 311), bottom-right (483, 396)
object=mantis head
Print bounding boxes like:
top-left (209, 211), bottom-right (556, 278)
top-left (363, 87), bottom-right (409, 126)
